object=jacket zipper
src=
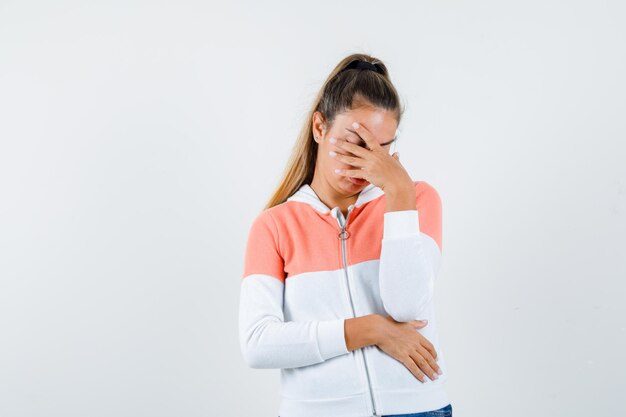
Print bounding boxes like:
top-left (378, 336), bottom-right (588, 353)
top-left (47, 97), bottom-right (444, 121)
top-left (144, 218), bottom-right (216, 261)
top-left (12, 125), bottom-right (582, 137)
top-left (335, 206), bottom-right (379, 417)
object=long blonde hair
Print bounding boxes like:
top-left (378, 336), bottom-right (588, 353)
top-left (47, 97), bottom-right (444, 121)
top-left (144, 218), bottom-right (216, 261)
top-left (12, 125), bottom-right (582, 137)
top-left (264, 53), bottom-right (404, 210)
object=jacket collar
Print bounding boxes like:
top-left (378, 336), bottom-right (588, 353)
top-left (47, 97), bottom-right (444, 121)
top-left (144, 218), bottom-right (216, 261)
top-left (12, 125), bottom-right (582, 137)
top-left (286, 182), bottom-right (385, 215)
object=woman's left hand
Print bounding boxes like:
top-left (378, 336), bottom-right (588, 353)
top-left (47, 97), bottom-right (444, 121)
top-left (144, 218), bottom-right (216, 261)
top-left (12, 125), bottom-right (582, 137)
top-left (330, 121), bottom-right (414, 193)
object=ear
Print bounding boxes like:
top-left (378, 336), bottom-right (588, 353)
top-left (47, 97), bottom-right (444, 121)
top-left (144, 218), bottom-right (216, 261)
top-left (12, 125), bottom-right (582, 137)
top-left (312, 111), bottom-right (327, 143)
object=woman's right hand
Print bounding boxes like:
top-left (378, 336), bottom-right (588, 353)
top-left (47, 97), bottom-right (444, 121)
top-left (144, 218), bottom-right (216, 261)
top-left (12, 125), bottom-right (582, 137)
top-left (374, 315), bottom-right (443, 383)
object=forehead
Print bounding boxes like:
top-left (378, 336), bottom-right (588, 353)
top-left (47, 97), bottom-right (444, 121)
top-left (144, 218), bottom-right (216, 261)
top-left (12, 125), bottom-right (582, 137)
top-left (335, 106), bottom-right (398, 142)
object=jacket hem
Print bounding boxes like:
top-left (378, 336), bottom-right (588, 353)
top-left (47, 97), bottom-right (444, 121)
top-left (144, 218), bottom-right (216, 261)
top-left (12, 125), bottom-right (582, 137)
top-left (278, 385), bottom-right (450, 417)
top-left (375, 385), bottom-right (451, 415)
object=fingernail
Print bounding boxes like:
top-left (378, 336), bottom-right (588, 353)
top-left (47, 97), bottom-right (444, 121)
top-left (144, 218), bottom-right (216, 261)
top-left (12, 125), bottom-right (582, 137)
top-left (352, 122), bottom-right (359, 129)
top-left (437, 368), bottom-right (443, 375)
top-left (329, 151), bottom-right (336, 157)
top-left (329, 137), bottom-right (336, 144)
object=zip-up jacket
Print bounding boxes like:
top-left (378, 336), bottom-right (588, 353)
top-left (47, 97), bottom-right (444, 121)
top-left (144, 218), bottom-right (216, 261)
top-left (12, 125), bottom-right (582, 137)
top-left (239, 180), bottom-right (450, 417)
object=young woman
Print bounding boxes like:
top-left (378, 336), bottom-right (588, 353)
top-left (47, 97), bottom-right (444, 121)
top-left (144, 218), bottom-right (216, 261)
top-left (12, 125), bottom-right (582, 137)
top-left (239, 53), bottom-right (453, 417)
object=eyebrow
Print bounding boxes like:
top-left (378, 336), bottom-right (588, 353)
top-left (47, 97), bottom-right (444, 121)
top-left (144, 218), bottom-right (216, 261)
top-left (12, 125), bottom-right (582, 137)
top-left (345, 128), bottom-right (397, 146)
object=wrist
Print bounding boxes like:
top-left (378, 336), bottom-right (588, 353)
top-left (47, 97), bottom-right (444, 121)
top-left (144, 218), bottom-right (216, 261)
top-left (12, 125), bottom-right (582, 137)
top-left (385, 190), bottom-right (416, 212)
top-left (383, 179), bottom-right (414, 196)
top-left (383, 180), bottom-right (416, 212)
top-left (367, 314), bottom-right (387, 346)
top-left (345, 314), bottom-right (386, 351)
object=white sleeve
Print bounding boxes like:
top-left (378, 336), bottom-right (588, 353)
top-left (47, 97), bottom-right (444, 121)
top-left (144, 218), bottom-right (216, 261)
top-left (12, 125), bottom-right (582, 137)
top-left (238, 211), bottom-right (349, 369)
top-left (239, 274), bottom-right (348, 369)
top-left (378, 182), bottom-right (443, 322)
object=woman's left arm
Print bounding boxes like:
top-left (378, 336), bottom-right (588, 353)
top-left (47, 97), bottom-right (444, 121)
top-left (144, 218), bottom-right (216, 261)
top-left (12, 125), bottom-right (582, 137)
top-left (378, 181), bottom-right (443, 322)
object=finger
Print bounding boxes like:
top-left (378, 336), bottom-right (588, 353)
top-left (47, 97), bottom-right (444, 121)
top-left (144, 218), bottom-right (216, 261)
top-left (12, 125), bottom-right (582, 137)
top-left (416, 334), bottom-right (437, 361)
top-left (400, 356), bottom-right (428, 383)
top-left (408, 349), bottom-right (439, 382)
top-left (329, 151), bottom-right (367, 168)
top-left (352, 121), bottom-right (382, 151)
top-left (335, 168), bottom-right (366, 178)
top-left (332, 137), bottom-right (371, 159)
top-left (415, 344), bottom-right (442, 375)
top-left (412, 319), bottom-right (428, 328)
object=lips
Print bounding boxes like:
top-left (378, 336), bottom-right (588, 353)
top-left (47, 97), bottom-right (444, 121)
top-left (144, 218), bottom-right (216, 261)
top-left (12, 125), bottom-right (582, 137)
top-left (348, 176), bottom-right (367, 185)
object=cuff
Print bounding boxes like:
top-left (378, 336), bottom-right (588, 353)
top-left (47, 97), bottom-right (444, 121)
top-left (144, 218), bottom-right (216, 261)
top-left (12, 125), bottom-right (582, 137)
top-left (383, 210), bottom-right (420, 239)
top-left (317, 319), bottom-right (349, 360)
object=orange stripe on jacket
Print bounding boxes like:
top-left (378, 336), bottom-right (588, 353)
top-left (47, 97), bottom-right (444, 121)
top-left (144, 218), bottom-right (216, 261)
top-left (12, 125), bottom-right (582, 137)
top-left (415, 181), bottom-right (443, 252)
top-left (242, 180), bottom-right (442, 282)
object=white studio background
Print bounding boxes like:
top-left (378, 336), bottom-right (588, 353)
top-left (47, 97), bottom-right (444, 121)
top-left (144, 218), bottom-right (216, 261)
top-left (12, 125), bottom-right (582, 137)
top-left (1, 1), bottom-right (624, 416)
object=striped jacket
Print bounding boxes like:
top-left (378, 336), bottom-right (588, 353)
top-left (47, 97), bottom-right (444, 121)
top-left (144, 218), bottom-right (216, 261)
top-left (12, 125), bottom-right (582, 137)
top-left (239, 180), bottom-right (450, 417)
